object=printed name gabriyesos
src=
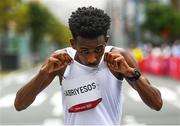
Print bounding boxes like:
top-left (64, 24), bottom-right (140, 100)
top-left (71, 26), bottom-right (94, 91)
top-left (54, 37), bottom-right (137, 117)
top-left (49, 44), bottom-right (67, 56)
top-left (64, 82), bottom-right (96, 96)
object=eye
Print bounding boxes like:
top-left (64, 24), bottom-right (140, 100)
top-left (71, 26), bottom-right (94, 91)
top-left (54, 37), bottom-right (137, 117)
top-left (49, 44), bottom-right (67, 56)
top-left (80, 49), bottom-right (89, 54)
top-left (95, 46), bottom-right (103, 53)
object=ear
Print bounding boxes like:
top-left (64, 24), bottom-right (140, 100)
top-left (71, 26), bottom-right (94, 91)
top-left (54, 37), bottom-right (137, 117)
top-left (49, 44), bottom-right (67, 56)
top-left (70, 38), bottom-right (76, 49)
top-left (104, 35), bottom-right (109, 45)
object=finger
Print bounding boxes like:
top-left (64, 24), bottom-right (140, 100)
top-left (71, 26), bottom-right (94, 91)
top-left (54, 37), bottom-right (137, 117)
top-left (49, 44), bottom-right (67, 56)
top-left (114, 57), bottom-right (122, 69)
top-left (48, 57), bottom-right (60, 64)
top-left (49, 61), bottom-right (67, 73)
top-left (47, 57), bottom-right (60, 73)
top-left (106, 53), bottom-right (114, 68)
top-left (50, 55), bottom-right (65, 66)
top-left (114, 58), bottom-right (119, 69)
top-left (60, 54), bottom-right (67, 65)
top-left (52, 53), bottom-right (64, 60)
top-left (58, 54), bottom-right (69, 66)
top-left (107, 63), bottom-right (117, 71)
top-left (109, 54), bottom-right (115, 66)
top-left (53, 53), bottom-right (73, 65)
top-left (104, 52), bottom-right (108, 63)
top-left (107, 53), bottom-right (117, 67)
top-left (51, 52), bottom-right (61, 59)
top-left (64, 53), bottom-right (73, 64)
top-left (53, 64), bottom-right (66, 72)
top-left (106, 53), bottom-right (111, 64)
top-left (59, 54), bottom-right (68, 65)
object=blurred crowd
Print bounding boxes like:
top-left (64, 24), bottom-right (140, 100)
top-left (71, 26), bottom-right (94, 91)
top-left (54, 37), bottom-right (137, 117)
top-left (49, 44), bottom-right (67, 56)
top-left (132, 39), bottom-right (180, 80)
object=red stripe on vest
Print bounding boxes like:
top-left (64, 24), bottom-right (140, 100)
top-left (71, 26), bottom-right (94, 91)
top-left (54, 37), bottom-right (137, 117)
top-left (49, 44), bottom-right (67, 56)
top-left (68, 98), bottom-right (102, 113)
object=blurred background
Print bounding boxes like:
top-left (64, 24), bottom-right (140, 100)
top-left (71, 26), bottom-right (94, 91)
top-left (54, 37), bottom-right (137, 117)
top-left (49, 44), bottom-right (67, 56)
top-left (0, 0), bottom-right (180, 125)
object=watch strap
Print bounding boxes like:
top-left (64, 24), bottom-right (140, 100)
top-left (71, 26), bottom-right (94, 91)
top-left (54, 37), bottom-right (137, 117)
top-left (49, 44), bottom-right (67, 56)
top-left (126, 69), bottom-right (141, 81)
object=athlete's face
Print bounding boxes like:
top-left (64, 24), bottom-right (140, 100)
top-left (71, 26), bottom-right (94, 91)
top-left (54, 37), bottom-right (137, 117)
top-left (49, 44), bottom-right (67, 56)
top-left (70, 35), bottom-right (109, 67)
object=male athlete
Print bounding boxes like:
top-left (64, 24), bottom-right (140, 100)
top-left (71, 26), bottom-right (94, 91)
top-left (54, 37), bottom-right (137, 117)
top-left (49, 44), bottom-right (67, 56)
top-left (15, 6), bottom-right (163, 125)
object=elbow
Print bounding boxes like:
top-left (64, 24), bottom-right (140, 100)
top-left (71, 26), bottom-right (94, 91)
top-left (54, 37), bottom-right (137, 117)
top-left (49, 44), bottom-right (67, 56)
top-left (14, 96), bottom-right (27, 111)
top-left (14, 99), bottom-right (24, 111)
top-left (155, 91), bottom-right (163, 111)
top-left (154, 98), bottom-right (163, 111)
top-left (15, 106), bottom-right (24, 111)
top-left (154, 105), bottom-right (162, 111)
top-left (156, 101), bottom-right (163, 111)
top-left (14, 93), bottom-right (36, 111)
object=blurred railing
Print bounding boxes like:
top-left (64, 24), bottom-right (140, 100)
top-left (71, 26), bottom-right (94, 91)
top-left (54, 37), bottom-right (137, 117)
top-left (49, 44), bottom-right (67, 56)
top-left (132, 46), bottom-right (180, 80)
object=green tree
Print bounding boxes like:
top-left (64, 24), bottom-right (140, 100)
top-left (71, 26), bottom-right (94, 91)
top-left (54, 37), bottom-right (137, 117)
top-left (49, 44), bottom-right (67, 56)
top-left (15, 2), bottom-right (71, 53)
top-left (0, 0), bottom-right (20, 53)
top-left (14, 3), bottom-right (29, 33)
top-left (28, 2), bottom-right (52, 53)
top-left (46, 16), bottom-right (71, 47)
top-left (142, 3), bottom-right (180, 43)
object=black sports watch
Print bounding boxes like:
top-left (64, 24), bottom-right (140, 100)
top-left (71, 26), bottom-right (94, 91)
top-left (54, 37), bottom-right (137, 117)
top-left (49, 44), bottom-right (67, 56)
top-left (126, 69), bottom-right (141, 81)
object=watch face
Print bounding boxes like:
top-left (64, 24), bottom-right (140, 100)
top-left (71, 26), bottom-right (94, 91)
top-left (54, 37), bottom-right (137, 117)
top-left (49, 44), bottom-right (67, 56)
top-left (127, 69), bottom-right (141, 81)
top-left (135, 70), bottom-right (141, 77)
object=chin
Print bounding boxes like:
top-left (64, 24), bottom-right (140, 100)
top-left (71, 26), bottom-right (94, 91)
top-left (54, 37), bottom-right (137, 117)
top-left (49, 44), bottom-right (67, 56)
top-left (87, 64), bottom-right (97, 67)
top-left (86, 62), bottom-right (100, 67)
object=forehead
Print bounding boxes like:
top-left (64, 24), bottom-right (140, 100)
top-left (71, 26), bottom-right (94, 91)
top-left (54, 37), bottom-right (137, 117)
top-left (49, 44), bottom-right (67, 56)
top-left (75, 35), bottom-right (106, 48)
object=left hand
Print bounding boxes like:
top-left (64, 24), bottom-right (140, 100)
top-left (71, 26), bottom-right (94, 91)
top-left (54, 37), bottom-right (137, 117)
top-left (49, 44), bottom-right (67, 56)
top-left (104, 52), bottom-right (134, 76)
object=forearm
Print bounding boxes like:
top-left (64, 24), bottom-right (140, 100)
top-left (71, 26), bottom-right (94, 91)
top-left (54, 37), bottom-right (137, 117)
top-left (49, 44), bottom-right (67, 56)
top-left (127, 75), bottom-right (163, 111)
top-left (109, 48), bottom-right (163, 111)
top-left (14, 48), bottom-right (71, 111)
top-left (14, 70), bottom-right (55, 111)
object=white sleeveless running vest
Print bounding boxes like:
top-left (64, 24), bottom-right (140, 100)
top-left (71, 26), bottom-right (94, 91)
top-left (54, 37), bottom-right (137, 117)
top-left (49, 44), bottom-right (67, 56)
top-left (60, 46), bottom-right (123, 125)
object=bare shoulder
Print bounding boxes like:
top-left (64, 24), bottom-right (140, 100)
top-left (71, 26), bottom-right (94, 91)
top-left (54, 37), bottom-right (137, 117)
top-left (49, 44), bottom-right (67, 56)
top-left (110, 47), bottom-right (132, 57)
top-left (110, 46), bottom-right (138, 69)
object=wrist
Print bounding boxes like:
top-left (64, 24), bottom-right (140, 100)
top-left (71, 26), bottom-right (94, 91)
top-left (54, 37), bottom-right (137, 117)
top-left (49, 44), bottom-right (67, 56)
top-left (39, 65), bottom-right (52, 77)
top-left (125, 68), bottom-right (141, 81)
top-left (125, 67), bottom-right (135, 77)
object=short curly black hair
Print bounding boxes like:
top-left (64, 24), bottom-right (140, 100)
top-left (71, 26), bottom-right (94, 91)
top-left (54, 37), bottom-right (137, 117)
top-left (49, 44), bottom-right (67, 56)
top-left (68, 6), bottom-right (111, 39)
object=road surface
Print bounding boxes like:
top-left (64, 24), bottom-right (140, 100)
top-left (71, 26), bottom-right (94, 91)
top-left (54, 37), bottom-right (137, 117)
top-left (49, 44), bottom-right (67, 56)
top-left (0, 66), bottom-right (180, 125)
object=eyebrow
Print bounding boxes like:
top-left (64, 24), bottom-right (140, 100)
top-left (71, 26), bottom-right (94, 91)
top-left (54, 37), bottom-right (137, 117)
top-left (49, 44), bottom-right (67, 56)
top-left (80, 47), bottom-right (89, 50)
top-left (80, 44), bottom-right (104, 49)
top-left (96, 45), bottom-right (104, 48)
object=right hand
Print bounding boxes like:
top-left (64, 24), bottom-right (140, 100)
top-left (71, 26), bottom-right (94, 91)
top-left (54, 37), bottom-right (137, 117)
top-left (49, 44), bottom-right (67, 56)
top-left (40, 50), bottom-right (73, 74)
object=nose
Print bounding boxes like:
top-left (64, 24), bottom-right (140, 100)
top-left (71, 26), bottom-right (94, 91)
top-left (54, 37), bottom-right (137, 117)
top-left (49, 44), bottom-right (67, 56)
top-left (87, 54), bottom-right (97, 64)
